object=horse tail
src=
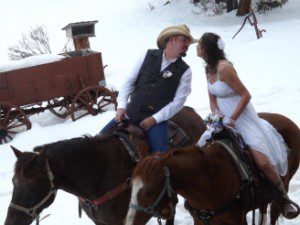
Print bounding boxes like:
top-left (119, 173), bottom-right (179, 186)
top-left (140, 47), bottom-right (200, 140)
top-left (258, 113), bottom-right (300, 179)
top-left (283, 115), bottom-right (300, 178)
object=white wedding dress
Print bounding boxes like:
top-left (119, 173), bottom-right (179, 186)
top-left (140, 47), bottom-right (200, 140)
top-left (198, 75), bottom-right (288, 176)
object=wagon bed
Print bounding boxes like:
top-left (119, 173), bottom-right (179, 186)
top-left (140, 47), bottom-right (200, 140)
top-left (0, 52), bottom-right (117, 144)
top-left (1, 53), bottom-right (105, 106)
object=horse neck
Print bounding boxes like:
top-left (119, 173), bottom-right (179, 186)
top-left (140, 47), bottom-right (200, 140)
top-left (166, 146), bottom-right (241, 209)
top-left (46, 137), bottom-right (135, 199)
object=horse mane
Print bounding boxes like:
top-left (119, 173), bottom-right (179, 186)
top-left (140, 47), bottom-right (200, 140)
top-left (42, 134), bottom-right (123, 169)
top-left (131, 149), bottom-right (184, 180)
top-left (14, 134), bottom-right (121, 178)
top-left (132, 143), bottom-right (231, 182)
top-left (168, 144), bottom-right (229, 169)
top-left (37, 136), bottom-right (96, 162)
top-left (132, 153), bottom-right (165, 180)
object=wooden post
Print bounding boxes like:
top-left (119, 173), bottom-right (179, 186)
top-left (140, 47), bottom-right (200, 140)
top-left (237, 0), bottom-right (252, 16)
top-left (232, 9), bottom-right (266, 39)
top-left (250, 9), bottom-right (265, 39)
top-left (73, 37), bottom-right (90, 51)
top-left (226, 0), bottom-right (238, 13)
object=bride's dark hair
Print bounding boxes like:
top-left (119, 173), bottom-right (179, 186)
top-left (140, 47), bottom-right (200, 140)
top-left (199, 32), bottom-right (227, 75)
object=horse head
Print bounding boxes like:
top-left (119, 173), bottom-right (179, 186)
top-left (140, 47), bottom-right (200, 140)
top-left (125, 154), bottom-right (176, 225)
top-left (5, 146), bottom-right (57, 225)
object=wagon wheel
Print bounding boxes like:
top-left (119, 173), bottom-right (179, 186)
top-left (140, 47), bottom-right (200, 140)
top-left (47, 96), bottom-right (73, 119)
top-left (71, 85), bottom-right (117, 121)
top-left (0, 101), bottom-right (31, 144)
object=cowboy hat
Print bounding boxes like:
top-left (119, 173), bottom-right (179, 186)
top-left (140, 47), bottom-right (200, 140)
top-left (157, 24), bottom-right (198, 49)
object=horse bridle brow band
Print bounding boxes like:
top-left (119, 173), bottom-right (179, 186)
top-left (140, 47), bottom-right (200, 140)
top-left (9, 159), bottom-right (57, 221)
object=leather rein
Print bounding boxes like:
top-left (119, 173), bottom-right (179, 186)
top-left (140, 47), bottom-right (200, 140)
top-left (79, 133), bottom-right (137, 208)
top-left (79, 178), bottom-right (131, 208)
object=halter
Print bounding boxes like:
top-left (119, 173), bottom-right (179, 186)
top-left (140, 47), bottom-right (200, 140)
top-left (9, 159), bottom-right (57, 225)
top-left (129, 166), bottom-right (177, 220)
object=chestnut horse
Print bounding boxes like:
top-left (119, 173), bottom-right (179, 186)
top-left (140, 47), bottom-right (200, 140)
top-left (4, 106), bottom-right (206, 225)
top-left (125, 113), bottom-right (300, 225)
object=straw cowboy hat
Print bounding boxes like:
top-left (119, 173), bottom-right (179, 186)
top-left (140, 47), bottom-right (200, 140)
top-left (157, 24), bottom-right (198, 49)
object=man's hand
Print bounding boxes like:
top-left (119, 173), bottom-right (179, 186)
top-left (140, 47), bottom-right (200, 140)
top-left (140, 117), bottom-right (157, 131)
top-left (115, 108), bottom-right (128, 123)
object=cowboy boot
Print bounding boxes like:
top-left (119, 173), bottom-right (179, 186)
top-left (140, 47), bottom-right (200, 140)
top-left (277, 180), bottom-right (300, 219)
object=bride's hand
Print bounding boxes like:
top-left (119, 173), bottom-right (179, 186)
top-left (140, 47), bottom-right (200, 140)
top-left (223, 117), bottom-right (236, 128)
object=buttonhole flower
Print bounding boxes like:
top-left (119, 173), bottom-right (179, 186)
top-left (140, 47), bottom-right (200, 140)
top-left (162, 70), bottom-right (173, 78)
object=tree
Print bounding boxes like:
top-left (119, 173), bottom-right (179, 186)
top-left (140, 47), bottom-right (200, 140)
top-left (256, 0), bottom-right (288, 13)
top-left (237, 0), bottom-right (252, 16)
top-left (193, 0), bottom-right (241, 14)
top-left (226, 0), bottom-right (238, 12)
top-left (8, 25), bottom-right (51, 60)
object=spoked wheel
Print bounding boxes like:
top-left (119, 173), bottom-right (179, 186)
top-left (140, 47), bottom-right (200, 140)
top-left (0, 101), bottom-right (31, 144)
top-left (47, 96), bottom-right (73, 119)
top-left (71, 85), bottom-right (117, 121)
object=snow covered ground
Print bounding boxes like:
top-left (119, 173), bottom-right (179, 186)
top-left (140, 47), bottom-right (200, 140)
top-left (0, 0), bottom-right (300, 224)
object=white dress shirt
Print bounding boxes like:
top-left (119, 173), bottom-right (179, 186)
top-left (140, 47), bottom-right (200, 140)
top-left (117, 50), bottom-right (192, 124)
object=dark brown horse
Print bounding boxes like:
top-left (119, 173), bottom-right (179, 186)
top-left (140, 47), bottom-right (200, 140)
top-left (125, 113), bottom-right (300, 225)
top-left (4, 106), bottom-right (206, 225)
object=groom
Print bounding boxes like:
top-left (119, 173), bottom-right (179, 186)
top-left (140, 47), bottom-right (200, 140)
top-left (99, 24), bottom-right (197, 153)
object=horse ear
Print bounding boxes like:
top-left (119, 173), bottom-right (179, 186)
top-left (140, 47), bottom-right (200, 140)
top-left (10, 146), bottom-right (23, 158)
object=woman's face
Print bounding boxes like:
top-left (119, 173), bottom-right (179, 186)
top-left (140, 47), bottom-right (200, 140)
top-left (196, 42), bottom-right (204, 58)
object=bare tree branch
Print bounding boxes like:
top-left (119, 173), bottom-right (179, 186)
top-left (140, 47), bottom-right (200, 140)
top-left (8, 25), bottom-right (52, 60)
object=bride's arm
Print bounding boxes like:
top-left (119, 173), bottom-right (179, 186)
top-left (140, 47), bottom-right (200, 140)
top-left (219, 64), bottom-right (251, 121)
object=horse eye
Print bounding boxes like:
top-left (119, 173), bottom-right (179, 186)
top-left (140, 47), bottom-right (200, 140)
top-left (146, 190), bottom-right (153, 196)
top-left (12, 177), bottom-right (18, 186)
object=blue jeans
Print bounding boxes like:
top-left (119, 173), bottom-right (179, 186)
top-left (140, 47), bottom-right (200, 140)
top-left (99, 118), bottom-right (168, 153)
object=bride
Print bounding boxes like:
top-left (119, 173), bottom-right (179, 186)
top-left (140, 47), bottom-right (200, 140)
top-left (196, 32), bottom-right (298, 219)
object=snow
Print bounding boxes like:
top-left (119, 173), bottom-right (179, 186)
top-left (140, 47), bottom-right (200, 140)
top-left (0, 54), bottom-right (65, 73)
top-left (0, 0), bottom-right (300, 224)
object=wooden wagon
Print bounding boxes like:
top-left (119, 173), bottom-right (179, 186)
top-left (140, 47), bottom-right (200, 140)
top-left (0, 52), bottom-right (117, 144)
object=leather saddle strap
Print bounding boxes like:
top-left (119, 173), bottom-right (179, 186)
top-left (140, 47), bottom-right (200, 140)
top-left (92, 179), bottom-right (131, 206)
top-left (213, 140), bottom-right (251, 181)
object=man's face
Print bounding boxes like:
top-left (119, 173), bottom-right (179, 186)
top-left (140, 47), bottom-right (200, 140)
top-left (170, 35), bottom-right (191, 57)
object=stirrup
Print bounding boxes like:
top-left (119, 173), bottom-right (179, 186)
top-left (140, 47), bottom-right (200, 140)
top-left (282, 199), bottom-right (300, 219)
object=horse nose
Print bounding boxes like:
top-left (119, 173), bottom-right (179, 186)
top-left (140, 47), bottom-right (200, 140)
top-left (4, 209), bottom-right (32, 225)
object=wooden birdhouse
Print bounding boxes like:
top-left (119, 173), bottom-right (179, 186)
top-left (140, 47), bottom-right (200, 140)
top-left (62, 20), bottom-right (98, 51)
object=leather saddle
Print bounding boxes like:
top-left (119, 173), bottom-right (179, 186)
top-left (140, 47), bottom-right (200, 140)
top-left (209, 126), bottom-right (262, 181)
top-left (208, 126), bottom-right (275, 208)
top-left (105, 120), bottom-right (191, 160)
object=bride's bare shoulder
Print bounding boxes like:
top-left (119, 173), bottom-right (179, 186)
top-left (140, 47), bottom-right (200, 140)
top-left (218, 61), bottom-right (237, 81)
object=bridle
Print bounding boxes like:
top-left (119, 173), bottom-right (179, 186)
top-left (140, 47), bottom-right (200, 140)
top-left (129, 166), bottom-right (177, 222)
top-left (9, 159), bottom-right (57, 225)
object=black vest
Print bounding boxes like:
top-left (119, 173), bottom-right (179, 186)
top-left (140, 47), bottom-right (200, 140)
top-left (126, 49), bottom-right (189, 123)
